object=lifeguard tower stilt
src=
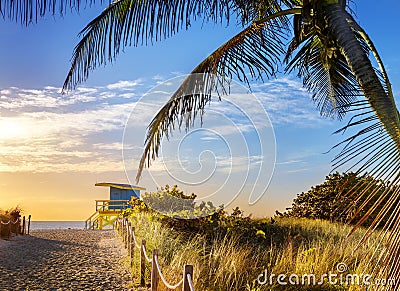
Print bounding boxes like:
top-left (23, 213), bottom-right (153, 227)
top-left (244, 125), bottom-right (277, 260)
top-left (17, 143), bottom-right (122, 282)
top-left (85, 183), bottom-right (145, 230)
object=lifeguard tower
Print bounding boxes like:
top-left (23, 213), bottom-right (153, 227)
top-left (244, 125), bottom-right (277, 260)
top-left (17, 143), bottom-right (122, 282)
top-left (85, 182), bottom-right (146, 230)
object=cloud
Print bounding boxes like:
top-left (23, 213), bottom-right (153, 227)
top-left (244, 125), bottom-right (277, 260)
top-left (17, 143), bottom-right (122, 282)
top-left (0, 76), bottom-right (332, 174)
top-left (252, 77), bottom-right (329, 127)
top-left (0, 87), bottom-right (75, 109)
top-left (93, 142), bottom-right (124, 150)
top-left (285, 168), bottom-right (311, 174)
top-left (106, 79), bottom-right (143, 90)
top-left (200, 136), bottom-right (219, 141)
top-left (276, 159), bottom-right (304, 165)
top-left (0, 104), bottom-right (130, 173)
top-left (0, 84), bottom-right (141, 173)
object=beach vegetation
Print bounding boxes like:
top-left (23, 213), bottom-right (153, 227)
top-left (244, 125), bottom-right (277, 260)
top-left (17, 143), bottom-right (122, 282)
top-left (0, 206), bottom-right (22, 239)
top-left (279, 172), bottom-right (396, 227)
top-left (124, 204), bottom-right (381, 290)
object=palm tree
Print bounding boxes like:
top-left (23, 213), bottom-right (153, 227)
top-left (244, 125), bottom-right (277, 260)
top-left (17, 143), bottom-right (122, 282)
top-left (62, 1), bottom-right (399, 286)
top-left (3, 0), bottom-right (400, 287)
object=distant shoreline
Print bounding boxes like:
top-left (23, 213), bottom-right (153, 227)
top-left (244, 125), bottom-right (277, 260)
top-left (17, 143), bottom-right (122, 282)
top-left (29, 221), bottom-right (85, 230)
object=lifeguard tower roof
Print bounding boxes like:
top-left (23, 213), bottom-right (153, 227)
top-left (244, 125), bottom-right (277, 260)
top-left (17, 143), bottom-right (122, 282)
top-left (95, 182), bottom-right (146, 191)
top-left (86, 183), bottom-right (146, 230)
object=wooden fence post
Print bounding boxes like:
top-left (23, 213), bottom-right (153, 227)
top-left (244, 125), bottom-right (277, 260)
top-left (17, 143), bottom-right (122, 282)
top-left (120, 218), bottom-right (123, 234)
top-left (27, 215), bottom-right (31, 235)
top-left (130, 227), bottom-right (135, 267)
top-left (122, 219), bottom-right (125, 241)
top-left (125, 221), bottom-right (129, 248)
top-left (151, 249), bottom-right (159, 291)
top-left (22, 216), bottom-right (26, 235)
top-left (127, 222), bottom-right (131, 256)
top-left (122, 219), bottom-right (125, 243)
top-left (140, 239), bottom-right (146, 286)
top-left (183, 264), bottom-right (194, 291)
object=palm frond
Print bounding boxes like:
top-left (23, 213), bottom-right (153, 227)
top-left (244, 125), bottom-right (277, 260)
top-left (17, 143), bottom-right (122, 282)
top-left (233, 0), bottom-right (295, 25)
top-left (283, 6), bottom-right (400, 285)
top-left (62, 0), bottom-right (238, 91)
top-left (136, 9), bottom-right (301, 182)
top-left (62, 0), bottom-right (298, 92)
top-left (284, 35), bottom-right (361, 119)
top-left (319, 8), bottom-right (400, 288)
top-left (0, 0), bottom-right (86, 25)
top-left (331, 94), bottom-right (400, 287)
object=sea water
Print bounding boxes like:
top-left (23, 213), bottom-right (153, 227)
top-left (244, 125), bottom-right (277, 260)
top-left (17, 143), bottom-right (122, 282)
top-left (29, 221), bottom-right (85, 230)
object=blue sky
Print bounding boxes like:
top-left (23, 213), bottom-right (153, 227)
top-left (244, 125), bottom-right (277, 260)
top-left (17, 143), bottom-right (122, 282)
top-left (0, 1), bottom-right (399, 220)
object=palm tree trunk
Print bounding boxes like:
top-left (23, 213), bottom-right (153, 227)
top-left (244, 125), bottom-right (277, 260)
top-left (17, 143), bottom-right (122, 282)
top-left (324, 3), bottom-right (400, 150)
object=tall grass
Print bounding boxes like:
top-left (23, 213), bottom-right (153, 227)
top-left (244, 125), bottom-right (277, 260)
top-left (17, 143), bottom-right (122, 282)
top-left (0, 206), bottom-right (21, 239)
top-left (126, 214), bottom-right (381, 290)
top-left (0, 208), bottom-right (12, 222)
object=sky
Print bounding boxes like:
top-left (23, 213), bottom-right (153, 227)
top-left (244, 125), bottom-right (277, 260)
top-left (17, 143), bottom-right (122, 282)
top-left (0, 1), bottom-right (399, 220)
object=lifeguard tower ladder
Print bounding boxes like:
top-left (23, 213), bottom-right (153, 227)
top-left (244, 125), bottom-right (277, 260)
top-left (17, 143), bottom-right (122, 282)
top-left (85, 183), bottom-right (145, 230)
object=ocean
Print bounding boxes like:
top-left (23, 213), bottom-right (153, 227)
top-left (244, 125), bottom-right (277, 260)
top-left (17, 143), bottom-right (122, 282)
top-left (29, 221), bottom-right (85, 230)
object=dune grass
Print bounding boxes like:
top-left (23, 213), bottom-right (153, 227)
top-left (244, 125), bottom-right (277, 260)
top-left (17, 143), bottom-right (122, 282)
top-left (0, 208), bottom-right (12, 222)
top-left (0, 206), bottom-right (22, 239)
top-left (125, 213), bottom-right (382, 291)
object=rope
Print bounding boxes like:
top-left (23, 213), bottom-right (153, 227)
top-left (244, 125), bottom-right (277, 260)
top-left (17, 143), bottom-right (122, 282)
top-left (121, 218), bottom-right (143, 249)
top-left (0, 220), bottom-right (11, 225)
top-left (118, 217), bottom-right (195, 290)
top-left (131, 229), bottom-right (141, 249)
top-left (142, 244), bottom-right (153, 263)
top-left (187, 273), bottom-right (195, 291)
top-left (11, 219), bottom-right (19, 224)
top-left (154, 255), bottom-right (183, 289)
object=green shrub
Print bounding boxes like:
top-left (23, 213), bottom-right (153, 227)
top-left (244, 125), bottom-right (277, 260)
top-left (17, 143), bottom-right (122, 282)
top-left (142, 184), bottom-right (196, 215)
top-left (278, 172), bottom-right (394, 226)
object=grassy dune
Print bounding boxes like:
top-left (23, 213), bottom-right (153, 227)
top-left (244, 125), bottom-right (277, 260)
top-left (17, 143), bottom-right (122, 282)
top-left (0, 208), bottom-right (12, 222)
top-left (0, 207), bottom-right (21, 239)
top-left (126, 213), bottom-right (382, 291)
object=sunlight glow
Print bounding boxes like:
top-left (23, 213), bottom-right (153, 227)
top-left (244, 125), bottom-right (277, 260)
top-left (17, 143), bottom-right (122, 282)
top-left (0, 120), bottom-right (26, 140)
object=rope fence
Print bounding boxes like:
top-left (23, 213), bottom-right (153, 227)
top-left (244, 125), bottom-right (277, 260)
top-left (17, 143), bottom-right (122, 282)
top-left (116, 217), bottom-right (195, 291)
top-left (0, 215), bottom-right (31, 239)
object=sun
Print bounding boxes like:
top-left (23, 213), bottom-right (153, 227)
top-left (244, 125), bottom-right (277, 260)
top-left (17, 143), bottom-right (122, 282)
top-left (0, 119), bottom-right (25, 140)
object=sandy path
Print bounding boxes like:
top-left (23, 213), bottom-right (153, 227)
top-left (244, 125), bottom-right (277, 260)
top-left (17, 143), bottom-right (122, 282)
top-left (0, 230), bottom-right (132, 290)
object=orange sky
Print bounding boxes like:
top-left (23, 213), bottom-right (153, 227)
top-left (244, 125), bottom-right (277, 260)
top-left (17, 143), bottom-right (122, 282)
top-left (0, 172), bottom-right (123, 220)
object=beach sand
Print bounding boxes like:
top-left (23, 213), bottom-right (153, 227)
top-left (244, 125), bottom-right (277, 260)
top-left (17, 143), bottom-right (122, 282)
top-left (0, 229), bottom-right (133, 290)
